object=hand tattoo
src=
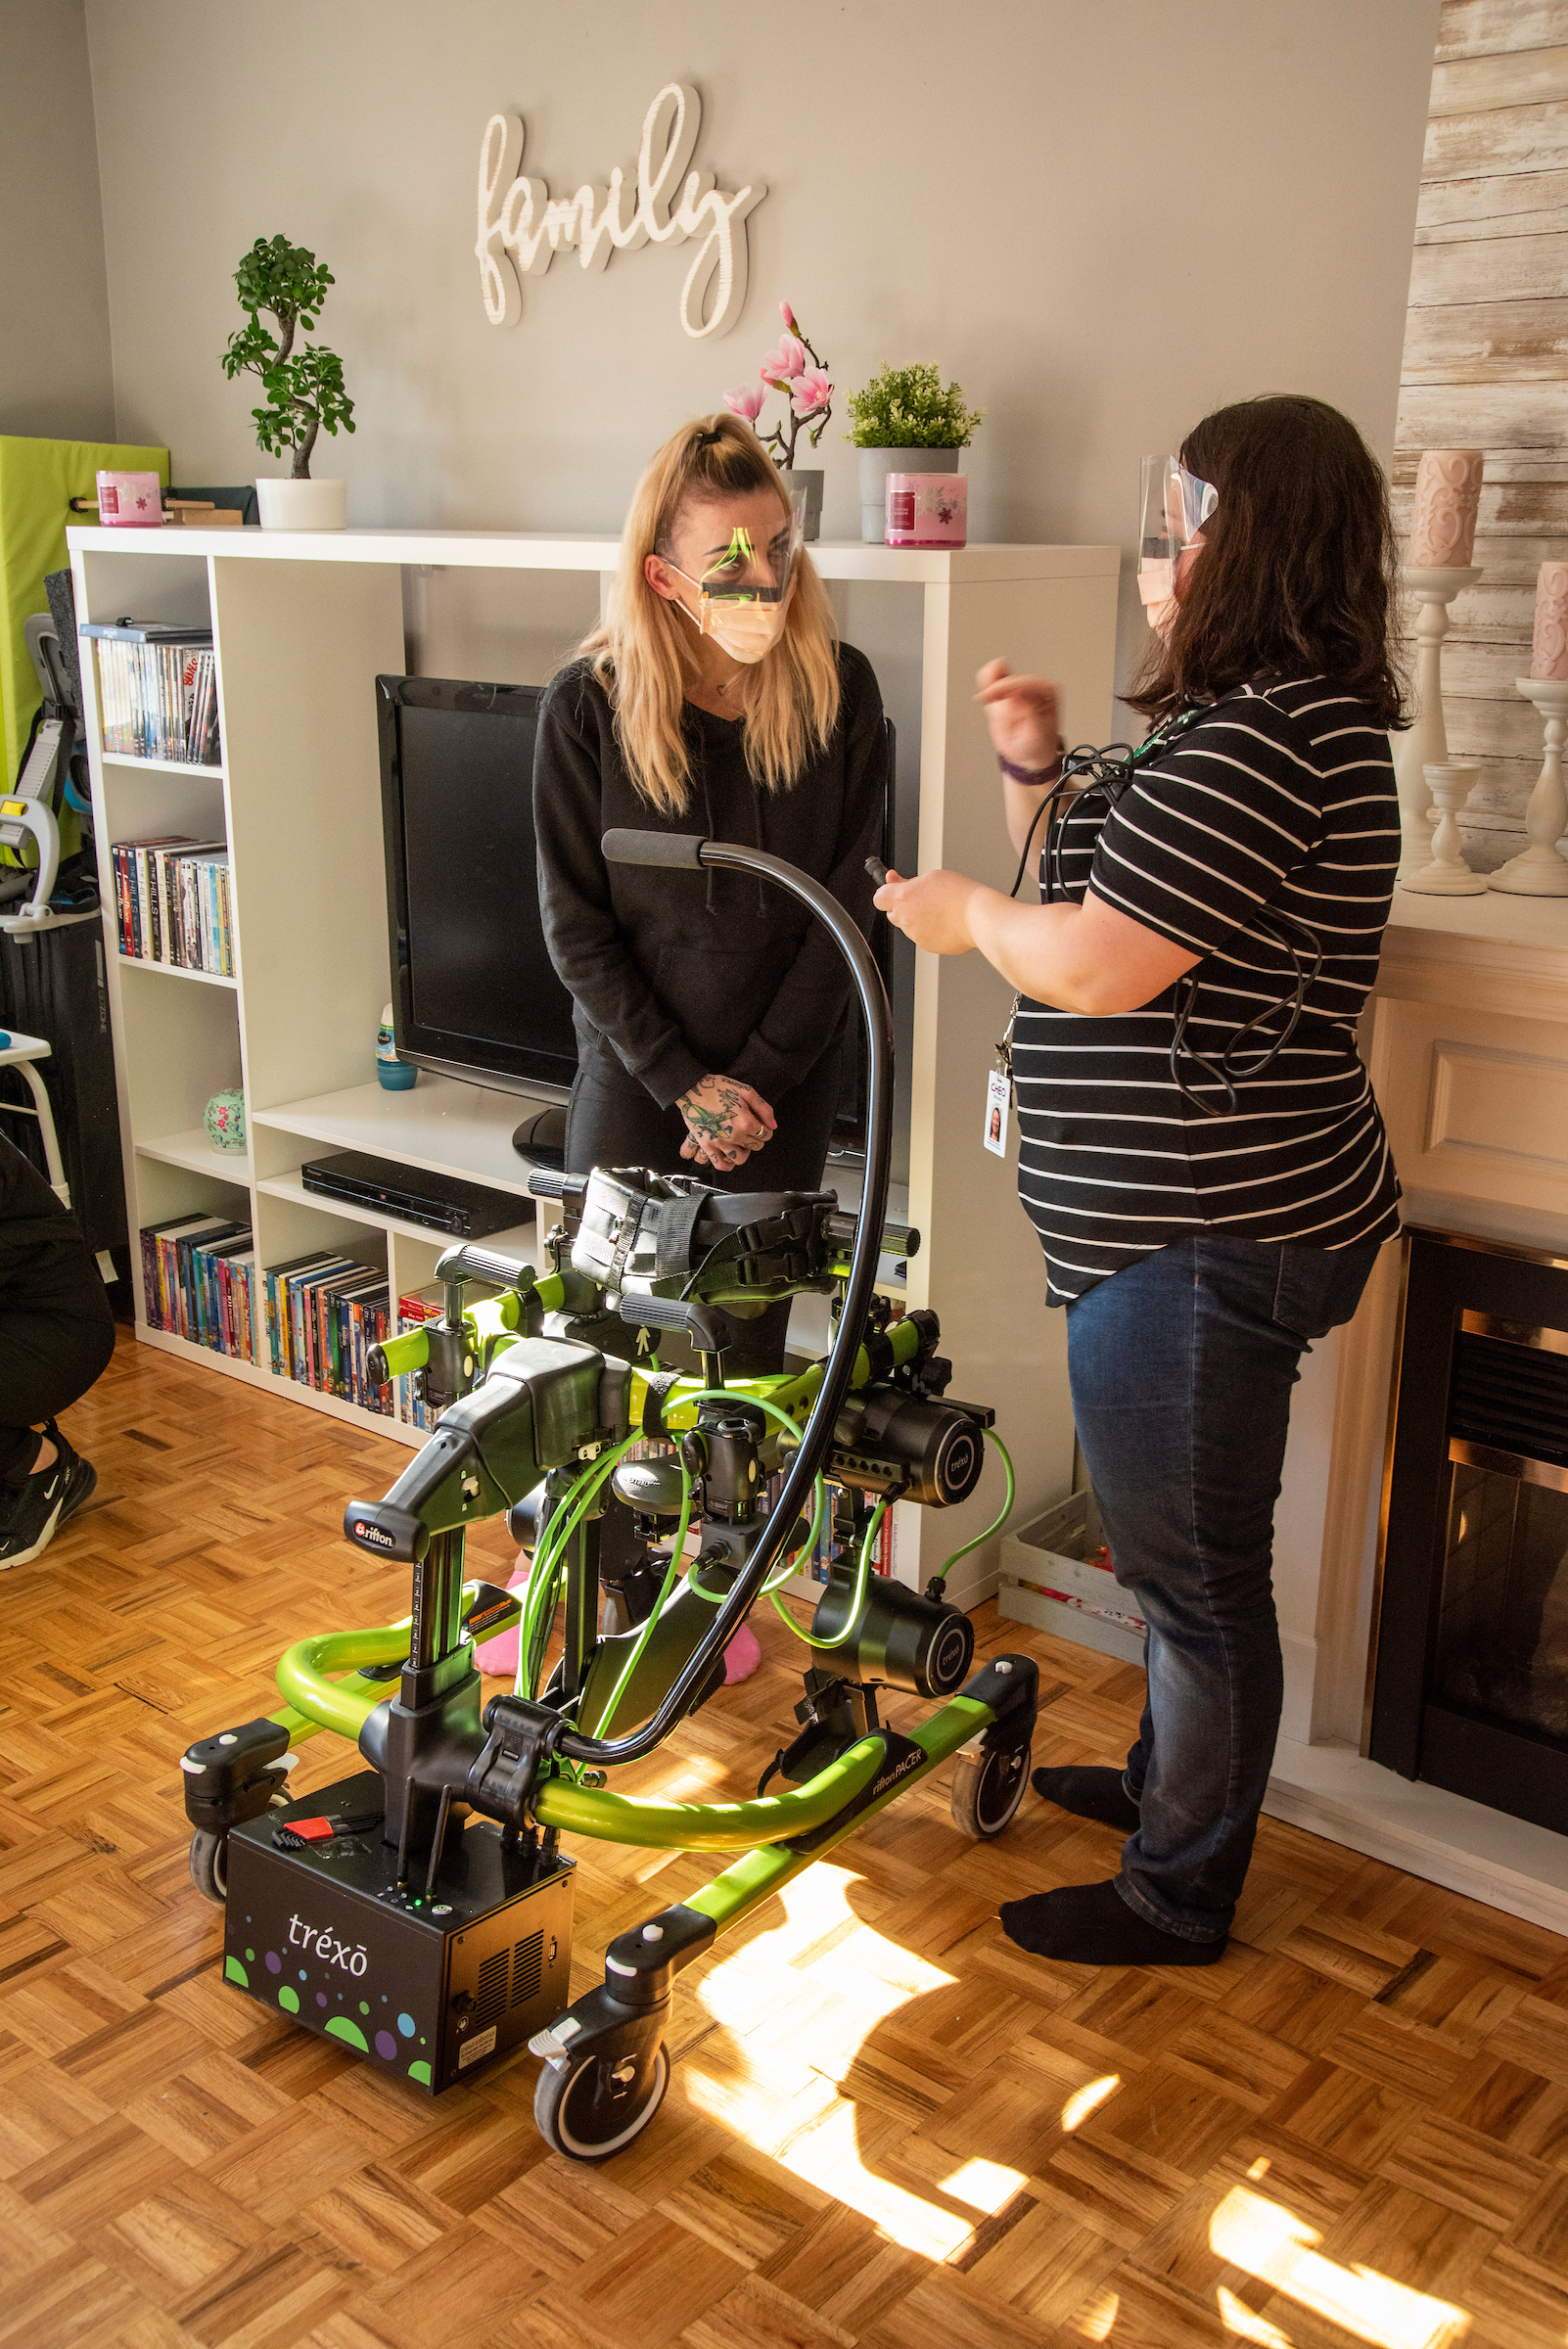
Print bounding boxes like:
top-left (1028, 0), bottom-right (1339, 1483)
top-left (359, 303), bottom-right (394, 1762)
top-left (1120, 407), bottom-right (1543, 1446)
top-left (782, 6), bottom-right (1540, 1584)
top-left (680, 1079), bottom-right (744, 1140)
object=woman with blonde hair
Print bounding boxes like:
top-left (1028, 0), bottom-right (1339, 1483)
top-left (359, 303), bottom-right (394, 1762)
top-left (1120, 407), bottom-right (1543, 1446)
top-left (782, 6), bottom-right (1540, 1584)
top-left (533, 413), bottom-right (888, 1365)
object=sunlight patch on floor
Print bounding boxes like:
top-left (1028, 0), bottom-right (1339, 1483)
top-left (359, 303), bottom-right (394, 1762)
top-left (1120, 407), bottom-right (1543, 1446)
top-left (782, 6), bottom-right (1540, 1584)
top-left (1070, 2289), bottom-right (1120, 2341)
top-left (776, 2091), bottom-right (976, 2258)
top-left (1061, 2072), bottom-right (1120, 2132)
top-left (680, 1860), bottom-right (976, 2257)
top-left (681, 2065), bottom-right (975, 2257)
top-left (939, 2156), bottom-right (1029, 2213)
top-left (824, 1920), bottom-right (958, 2004)
top-left (1209, 2186), bottom-right (1470, 2349)
top-left (1218, 2285), bottom-right (1293, 2345)
top-left (697, 1861), bottom-right (956, 2030)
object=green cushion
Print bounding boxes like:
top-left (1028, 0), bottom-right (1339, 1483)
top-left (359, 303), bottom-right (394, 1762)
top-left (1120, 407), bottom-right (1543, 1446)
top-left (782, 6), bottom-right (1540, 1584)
top-left (0, 434), bottom-right (169, 787)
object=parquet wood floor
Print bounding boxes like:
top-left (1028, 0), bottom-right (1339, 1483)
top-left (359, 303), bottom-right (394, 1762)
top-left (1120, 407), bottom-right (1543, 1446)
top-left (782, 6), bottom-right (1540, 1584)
top-left (3, 1331), bottom-right (1567, 2347)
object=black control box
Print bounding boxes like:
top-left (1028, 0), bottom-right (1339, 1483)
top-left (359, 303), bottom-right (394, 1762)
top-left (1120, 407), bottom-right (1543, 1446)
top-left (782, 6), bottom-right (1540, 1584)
top-left (222, 1771), bottom-right (574, 2092)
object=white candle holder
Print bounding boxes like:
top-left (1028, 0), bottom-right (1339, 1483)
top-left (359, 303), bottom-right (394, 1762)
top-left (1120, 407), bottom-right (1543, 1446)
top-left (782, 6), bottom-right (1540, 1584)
top-left (1401, 764), bottom-right (1487, 895)
top-left (1394, 564), bottom-right (1482, 885)
top-left (1491, 679), bottom-right (1568, 896)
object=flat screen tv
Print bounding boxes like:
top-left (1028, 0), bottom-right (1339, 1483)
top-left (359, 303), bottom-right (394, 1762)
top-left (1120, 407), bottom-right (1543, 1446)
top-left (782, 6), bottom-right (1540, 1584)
top-left (378, 675), bottom-right (577, 1096)
top-left (376, 672), bottom-right (893, 1148)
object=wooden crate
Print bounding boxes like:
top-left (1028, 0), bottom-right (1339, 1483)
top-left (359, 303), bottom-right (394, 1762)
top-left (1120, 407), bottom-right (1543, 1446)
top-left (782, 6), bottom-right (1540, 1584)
top-left (996, 1486), bottom-right (1145, 1666)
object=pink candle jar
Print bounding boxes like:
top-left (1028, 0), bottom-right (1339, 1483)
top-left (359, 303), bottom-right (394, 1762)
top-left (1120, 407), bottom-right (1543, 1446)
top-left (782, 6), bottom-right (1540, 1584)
top-left (886, 473), bottom-right (967, 549)
top-left (96, 470), bottom-right (163, 528)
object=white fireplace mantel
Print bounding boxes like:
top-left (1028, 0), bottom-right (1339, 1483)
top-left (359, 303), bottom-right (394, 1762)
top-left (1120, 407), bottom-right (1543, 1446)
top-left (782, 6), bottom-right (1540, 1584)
top-left (1266, 887), bottom-right (1568, 1929)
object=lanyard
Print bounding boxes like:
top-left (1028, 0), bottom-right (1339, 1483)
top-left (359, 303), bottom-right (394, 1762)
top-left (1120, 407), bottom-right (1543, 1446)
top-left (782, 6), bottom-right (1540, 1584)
top-left (992, 706), bottom-right (1210, 1089)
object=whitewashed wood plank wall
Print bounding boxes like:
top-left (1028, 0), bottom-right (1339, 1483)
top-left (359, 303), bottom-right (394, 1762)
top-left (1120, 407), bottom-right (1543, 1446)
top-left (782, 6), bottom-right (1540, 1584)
top-left (1397, 0), bottom-right (1568, 865)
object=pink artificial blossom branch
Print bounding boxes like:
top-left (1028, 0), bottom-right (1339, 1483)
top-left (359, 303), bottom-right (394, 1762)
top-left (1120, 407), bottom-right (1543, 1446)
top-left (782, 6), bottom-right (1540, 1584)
top-left (720, 300), bottom-right (832, 474)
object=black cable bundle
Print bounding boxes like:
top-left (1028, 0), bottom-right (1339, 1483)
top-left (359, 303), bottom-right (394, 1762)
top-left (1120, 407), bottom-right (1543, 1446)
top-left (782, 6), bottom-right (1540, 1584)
top-left (1006, 714), bottom-right (1323, 1118)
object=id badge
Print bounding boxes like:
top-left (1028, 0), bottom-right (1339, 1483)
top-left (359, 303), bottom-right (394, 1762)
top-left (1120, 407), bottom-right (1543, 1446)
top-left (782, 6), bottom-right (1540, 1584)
top-left (983, 1065), bottom-right (1011, 1157)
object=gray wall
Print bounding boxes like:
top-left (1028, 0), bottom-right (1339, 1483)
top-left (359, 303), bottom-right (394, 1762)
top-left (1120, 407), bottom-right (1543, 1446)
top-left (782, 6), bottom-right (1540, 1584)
top-left (80, 0), bottom-right (1437, 684)
top-left (0, 0), bottom-right (115, 441)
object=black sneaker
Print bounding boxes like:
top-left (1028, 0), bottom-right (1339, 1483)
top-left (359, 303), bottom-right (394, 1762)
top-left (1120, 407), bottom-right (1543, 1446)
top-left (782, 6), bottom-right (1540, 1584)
top-left (0, 1430), bottom-right (97, 1568)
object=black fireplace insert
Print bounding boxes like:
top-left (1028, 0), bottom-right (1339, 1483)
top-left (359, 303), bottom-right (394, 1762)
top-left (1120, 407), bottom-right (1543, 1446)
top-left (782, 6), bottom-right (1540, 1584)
top-left (1369, 1227), bottom-right (1568, 1835)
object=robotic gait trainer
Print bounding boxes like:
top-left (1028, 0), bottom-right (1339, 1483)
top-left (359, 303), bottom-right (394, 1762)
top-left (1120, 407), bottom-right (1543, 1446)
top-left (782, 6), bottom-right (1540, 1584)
top-left (182, 828), bottom-right (1038, 2161)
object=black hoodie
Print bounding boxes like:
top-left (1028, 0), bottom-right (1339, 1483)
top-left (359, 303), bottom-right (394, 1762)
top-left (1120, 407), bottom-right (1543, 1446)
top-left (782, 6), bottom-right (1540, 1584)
top-left (532, 644), bottom-right (887, 1109)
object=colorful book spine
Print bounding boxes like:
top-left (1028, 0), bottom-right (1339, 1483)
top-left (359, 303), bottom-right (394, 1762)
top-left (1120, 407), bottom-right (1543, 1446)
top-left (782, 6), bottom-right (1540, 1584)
top-left (260, 1255), bottom-right (393, 1414)
top-left (142, 1220), bottom-right (252, 1353)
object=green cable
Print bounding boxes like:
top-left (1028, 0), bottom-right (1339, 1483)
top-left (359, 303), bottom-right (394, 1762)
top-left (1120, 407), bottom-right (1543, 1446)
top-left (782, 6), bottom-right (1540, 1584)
top-left (935, 1429), bottom-right (1015, 1581)
top-left (770, 1427), bottom-right (1016, 1652)
top-left (770, 1490), bottom-right (889, 1649)
top-left (521, 1441), bottom-right (630, 1698)
top-left (513, 1433), bottom-right (641, 1700)
top-left (586, 1386), bottom-right (833, 1734)
top-left (516, 1501), bottom-right (571, 1699)
top-left (591, 1456), bottom-right (694, 1736)
top-left (669, 1389), bottom-right (828, 1604)
top-left (519, 1444), bottom-right (633, 1703)
top-left (507, 1420), bottom-right (1013, 1700)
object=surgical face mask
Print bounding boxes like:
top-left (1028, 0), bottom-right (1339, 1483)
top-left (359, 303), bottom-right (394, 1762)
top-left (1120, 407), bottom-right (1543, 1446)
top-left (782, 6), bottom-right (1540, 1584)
top-left (1137, 454), bottom-right (1217, 631)
top-left (665, 493), bottom-right (806, 664)
top-left (669, 579), bottom-right (793, 663)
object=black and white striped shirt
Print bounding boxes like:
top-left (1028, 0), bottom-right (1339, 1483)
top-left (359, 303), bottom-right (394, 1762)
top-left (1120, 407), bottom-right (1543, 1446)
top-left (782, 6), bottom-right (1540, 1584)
top-left (1014, 675), bottom-right (1403, 1305)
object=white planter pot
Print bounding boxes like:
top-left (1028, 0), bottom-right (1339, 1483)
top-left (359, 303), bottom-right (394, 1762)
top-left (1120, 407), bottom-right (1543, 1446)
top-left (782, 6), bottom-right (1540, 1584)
top-left (255, 477), bottom-right (347, 531)
top-left (857, 445), bottom-right (959, 544)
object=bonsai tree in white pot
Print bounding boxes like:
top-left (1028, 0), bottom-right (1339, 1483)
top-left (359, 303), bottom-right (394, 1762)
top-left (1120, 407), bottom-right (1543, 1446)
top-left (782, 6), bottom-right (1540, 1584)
top-left (844, 363), bottom-right (982, 544)
top-left (222, 235), bottom-right (355, 530)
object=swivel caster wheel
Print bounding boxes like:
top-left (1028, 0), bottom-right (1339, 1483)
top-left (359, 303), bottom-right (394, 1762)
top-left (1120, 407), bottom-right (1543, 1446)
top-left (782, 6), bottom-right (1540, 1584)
top-left (951, 1739), bottom-right (1031, 1840)
top-left (533, 2040), bottom-right (669, 2161)
top-left (188, 1828), bottom-right (228, 1905)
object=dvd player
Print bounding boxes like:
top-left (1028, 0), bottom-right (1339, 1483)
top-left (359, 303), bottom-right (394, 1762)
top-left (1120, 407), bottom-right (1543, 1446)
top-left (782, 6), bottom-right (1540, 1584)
top-left (300, 1151), bottom-right (530, 1239)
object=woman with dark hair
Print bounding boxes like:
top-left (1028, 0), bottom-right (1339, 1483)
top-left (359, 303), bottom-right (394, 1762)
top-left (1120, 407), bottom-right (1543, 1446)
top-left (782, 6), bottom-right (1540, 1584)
top-left (877, 395), bottom-right (1405, 1967)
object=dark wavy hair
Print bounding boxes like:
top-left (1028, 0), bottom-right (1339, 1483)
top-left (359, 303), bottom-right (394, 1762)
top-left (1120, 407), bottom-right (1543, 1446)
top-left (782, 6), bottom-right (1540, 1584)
top-left (1127, 394), bottom-right (1407, 730)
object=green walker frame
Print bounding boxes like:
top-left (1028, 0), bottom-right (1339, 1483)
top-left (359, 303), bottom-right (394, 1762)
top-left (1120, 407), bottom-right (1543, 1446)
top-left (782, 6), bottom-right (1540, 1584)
top-left (182, 830), bottom-right (1040, 2160)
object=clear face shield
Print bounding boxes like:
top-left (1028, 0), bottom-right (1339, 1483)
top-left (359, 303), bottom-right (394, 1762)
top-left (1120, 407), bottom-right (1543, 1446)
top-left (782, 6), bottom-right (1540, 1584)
top-left (669, 489), bottom-right (807, 664)
top-left (1137, 455), bottom-right (1218, 627)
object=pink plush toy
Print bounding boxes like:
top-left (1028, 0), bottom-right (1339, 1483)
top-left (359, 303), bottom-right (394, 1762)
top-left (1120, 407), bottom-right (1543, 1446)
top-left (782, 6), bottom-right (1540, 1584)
top-left (474, 1569), bottom-right (530, 1677)
top-left (723, 1623), bottom-right (762, 1683)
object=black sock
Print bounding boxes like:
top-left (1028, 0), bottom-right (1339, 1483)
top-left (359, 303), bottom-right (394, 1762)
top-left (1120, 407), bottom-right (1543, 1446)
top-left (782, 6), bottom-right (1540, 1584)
top-left (998, 1878), bottom-right (1226, 1966)
top-left (1032, 1765), bottom-right (1141, 1833)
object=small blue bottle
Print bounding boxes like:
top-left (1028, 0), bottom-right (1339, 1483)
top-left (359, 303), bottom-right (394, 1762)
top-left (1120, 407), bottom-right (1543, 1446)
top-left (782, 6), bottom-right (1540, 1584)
top-left (377, 1001), bottom-right (416, 1090)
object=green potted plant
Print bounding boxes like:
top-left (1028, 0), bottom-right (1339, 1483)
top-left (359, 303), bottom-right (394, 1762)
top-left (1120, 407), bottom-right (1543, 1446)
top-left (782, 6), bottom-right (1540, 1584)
top-left (222, 235), bottom-right (355, 530)
top-left (844, 363), bottom-right (983, 544)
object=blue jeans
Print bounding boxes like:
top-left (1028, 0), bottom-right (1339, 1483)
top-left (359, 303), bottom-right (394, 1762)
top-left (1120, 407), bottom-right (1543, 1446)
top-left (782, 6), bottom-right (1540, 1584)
top-left (1065, 1233), bottom-right (1380, 1942)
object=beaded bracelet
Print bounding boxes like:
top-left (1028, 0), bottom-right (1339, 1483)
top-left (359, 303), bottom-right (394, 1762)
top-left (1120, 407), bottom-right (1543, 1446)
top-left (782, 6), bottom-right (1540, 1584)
top-left (997, 751), bottom-right (1063, 786)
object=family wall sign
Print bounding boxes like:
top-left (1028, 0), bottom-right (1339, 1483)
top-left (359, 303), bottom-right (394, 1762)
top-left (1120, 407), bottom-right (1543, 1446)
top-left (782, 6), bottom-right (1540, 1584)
top-left (475, 83), bottom-right (765, 341)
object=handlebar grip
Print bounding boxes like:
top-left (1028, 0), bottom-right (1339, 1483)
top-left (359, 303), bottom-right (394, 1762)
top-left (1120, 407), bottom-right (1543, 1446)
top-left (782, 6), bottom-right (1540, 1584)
top-left (823, 1212), bottom-right (922, 1261)
top-left (434, 1242), bottom-right (534, 1290)
top-left (526, 1169), bottom-right (566, 1199)
top-left (602, 828), bottom-right (708, 871)
top-left (618, 1293), bottom-right (694, 1333)
top-left (620, 1292), bottom-right (745, 1357)
top-left (368, 1329), bottom-right (430, 1384)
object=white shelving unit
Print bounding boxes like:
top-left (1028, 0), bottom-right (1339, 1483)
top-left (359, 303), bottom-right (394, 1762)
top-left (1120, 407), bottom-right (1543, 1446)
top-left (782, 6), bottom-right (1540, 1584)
top-left (70, 523), bottom-right (1119, 1602)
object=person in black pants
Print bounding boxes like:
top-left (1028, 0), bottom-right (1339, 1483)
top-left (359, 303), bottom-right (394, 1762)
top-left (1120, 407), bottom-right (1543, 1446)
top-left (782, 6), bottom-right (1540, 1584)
top-left (534, 413), bottom-right (888, 1371)
top-left (0, 1132), bottom-right (114, 1566)
top-left (877, 397), bottom-right (1405, 1966)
